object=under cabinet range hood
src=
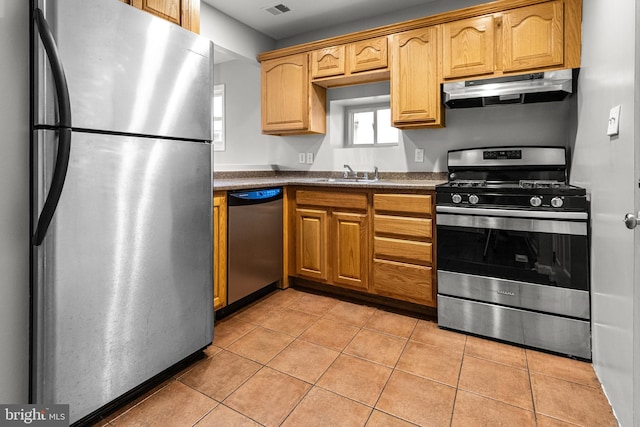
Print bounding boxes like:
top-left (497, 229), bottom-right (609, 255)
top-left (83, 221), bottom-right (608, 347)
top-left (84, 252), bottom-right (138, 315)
top-left (443, 69), bottom-right (575, 108)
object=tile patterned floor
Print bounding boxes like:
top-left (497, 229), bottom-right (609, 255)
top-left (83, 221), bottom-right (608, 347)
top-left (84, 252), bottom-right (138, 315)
top-left (98, 288), bottom-right (618, 427)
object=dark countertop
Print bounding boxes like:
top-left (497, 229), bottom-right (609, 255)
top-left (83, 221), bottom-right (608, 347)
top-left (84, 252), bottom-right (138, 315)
top-left (213, 171), bottom-right (447, 192)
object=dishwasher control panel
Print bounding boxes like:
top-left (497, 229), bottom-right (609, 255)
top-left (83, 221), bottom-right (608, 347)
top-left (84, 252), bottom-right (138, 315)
top-left (228, 187), bottom-right (283, 205)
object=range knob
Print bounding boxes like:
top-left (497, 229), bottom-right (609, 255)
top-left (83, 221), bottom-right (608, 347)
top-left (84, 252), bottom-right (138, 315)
top-left (530, 196), bottom-right (542, 207)
top-left (468, 194), bottom-right (479, 205)
top-left (551, 197), bottom-right (564, 208)
top-left (452, 193), bottom-right (462, 204)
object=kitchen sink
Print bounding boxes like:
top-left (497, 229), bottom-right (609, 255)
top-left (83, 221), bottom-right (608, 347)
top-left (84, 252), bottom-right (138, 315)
top-left (315, 177), bottom-right (380, 184)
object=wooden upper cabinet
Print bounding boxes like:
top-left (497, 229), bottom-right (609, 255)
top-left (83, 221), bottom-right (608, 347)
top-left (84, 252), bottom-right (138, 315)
top-left (128, 0), bottom-right (200, 33)
top-left (391, 26), bottom-right (442, 128)
top-left (311, 46), bottom-right (346, 79)
top-left (442, 15), bottom-right (495, 79)
top-left (310, 37), bottom-right (389, 83)
top-left (261, 53), bottom-right (326, 135)
top-left (349, 37), bottom-right (388, 73)
top-left (502, 1), bottom-right (564, 72)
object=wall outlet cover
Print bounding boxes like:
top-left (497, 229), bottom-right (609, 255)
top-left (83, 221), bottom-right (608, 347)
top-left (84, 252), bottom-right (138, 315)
top-left (607, 105), bottom-right (621, 136)
top-left (298, 153), bottom-right (306, 163)
top-left (415, 148), bottom-right (424, 163)
top-left (306, 152), bottom-right (314, 164)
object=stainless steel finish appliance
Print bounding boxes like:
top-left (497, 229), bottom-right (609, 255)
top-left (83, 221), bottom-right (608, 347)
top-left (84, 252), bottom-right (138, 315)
top-left (227, 188), bottom-right (283, 307)
top-left (442, 69), bottom-right (575, 108)
top-left (30, 0), bottom-right (214, 423)
top-left (436, 146), bottom-right (591, 359)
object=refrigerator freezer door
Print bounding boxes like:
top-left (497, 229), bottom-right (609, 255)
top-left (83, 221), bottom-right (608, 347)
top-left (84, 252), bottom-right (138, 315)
top-left (33, 0), bottom-right (212, 141)
top-left (32, 130), bottom-right (213, 423)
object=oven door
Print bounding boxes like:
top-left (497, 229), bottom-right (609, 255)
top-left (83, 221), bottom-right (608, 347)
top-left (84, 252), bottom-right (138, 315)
top-left (436, 206), bottom-right (590, 318)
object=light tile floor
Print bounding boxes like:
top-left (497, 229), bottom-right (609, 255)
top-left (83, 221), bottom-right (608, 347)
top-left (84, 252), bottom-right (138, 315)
top-left (99, 288), bottom-right (617, 427)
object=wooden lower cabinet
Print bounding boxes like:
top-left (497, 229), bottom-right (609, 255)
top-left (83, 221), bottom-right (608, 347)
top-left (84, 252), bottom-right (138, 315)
top-left (291, 188), bottom-right (436, 307)
top-left (293, 189), bottom-right (369, 292)
top-left (372, 259), bottom-right (433, 305)
top-left (295, 208), bottom-right (329, 281)
top-left (332, 211), bottom-right (368, 291)
top-left (213, 192), bottom-right (227, 311)
top-left (371, 192), bottom-right (436, 307)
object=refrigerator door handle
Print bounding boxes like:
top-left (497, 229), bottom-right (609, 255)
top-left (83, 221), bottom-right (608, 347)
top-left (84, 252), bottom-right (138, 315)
top-left (32, 8), bottom-right (72, 246)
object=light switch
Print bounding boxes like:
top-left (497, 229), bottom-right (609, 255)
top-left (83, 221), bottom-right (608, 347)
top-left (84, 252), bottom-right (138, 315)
top-left (415, 148), bottom-right (424, 163)
top-left (298, 153), bottom-right (306, 163)
top-left (607, 105), bottom-right (621, 136)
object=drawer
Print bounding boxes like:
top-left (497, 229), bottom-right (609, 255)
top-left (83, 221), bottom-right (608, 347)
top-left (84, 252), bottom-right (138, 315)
top-left (374, 193), bottom-right (432, 215)
top-left (372, 259), bottom-right (434, 306)
top-left (374, 236), bottom-right (432, 265)
top-left (296, 190), bottom-right (368, 210)
top-left (374, 214), bottom-right (432, 239)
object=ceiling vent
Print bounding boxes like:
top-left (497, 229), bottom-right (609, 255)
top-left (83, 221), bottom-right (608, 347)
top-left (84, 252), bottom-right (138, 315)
top-left (264, 3), bottom-right (291, 15)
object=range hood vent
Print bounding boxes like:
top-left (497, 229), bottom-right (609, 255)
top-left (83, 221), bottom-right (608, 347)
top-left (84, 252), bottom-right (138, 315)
top-left (443, 69), bottom-right (576, 109)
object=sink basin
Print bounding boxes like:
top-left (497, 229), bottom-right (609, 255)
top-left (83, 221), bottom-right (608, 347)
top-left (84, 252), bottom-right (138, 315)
top-left (316, 177), bottom-right (380, 184)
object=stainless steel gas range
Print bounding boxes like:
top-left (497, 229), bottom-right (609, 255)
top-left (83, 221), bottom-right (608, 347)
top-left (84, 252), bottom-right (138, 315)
top-left (435, 146), bottom-right (590, 360)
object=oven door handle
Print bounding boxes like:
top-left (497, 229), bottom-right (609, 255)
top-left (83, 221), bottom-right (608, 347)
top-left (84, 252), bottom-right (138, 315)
top-left (436, 206), bottom-right (588, 221)
top-left (436, 211), bottom-right (588, 236)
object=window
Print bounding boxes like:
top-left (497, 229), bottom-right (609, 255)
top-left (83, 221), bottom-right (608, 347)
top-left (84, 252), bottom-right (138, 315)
top-left (212, 84), bottom-right (225, 151)
top-left (347, 103), bottom-right (399, 146)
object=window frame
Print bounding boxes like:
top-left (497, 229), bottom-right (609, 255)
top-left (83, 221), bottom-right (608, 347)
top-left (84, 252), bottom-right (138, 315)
top-left (212, 84), bottom-right (225, 152)
top-left (345, 102), bottom-right (398, 146)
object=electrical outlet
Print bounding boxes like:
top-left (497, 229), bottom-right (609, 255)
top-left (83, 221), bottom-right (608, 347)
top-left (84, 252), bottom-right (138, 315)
top-left (415, 148), bottom-right (424, 163)
top-left (306, 152), bottom-right (314, 164)
top-left (607, 105), bottom-right (621, 136)
top-left (298, 153), bottom-right (306, 163)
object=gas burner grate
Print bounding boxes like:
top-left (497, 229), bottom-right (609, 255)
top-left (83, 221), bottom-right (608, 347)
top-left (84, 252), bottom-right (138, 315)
top-left (519, 180), bottom-right (564, 189)
top-left (450, 180), bottom-right (487, 188)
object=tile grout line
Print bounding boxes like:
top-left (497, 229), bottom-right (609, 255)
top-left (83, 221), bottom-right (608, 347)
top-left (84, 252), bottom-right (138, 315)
top-left (363, 313), bottom-right (420, 426)
top-left (281, 299), bottom-right (377, 426)
top-left (449, 334), bottom-right (468, 426)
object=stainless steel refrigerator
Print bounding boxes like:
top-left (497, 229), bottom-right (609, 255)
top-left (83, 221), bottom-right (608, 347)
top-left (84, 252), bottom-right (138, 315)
top-left (29, 0), bottom-right (214, 424)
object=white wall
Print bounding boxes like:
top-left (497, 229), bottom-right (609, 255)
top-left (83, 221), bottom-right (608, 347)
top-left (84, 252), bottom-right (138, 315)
top-left (0, 0), bottom-right (30, 403)
top-left (270, 84), bottom-right (574, 172)
top-left (212, 60), bottom-right (273, 170)
top-left (570, 1), bottom-right (637, 425)
top-left (200, 2), bottom-right (274, 63)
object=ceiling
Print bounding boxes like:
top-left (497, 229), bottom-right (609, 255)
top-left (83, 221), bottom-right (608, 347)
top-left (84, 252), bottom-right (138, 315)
top-left (201, 0), bottom-right (432, 40)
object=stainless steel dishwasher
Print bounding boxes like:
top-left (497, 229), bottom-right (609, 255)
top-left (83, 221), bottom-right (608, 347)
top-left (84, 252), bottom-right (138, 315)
top-left (225, 187), bottom-right (283, 313)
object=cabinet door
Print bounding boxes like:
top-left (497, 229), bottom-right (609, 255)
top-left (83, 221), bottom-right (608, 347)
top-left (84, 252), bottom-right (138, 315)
top-left (295, 208), bottom-right (329, 281)
top-left (311, 46), bottom-right (346, 79)
top-left (443, 15), bottom-right (495, 79)
top-left (502, 1), bottom-right (564, 72)
top-left (391, 26), bottom-right (441, 127)
top-left (130, 0), bottom-right (199, 33)
top-left (132, 0), bottom-right (181, 25)
top-left (348, 37), bottom-right (388, 74)
top-left (372, 260), bottom-right (434, 306)
top-left (213, 194), bottom-right (227, 311)
top-left (332, 212), bottom-right (368, 291)
top-left (262, 54), bottom-right (309, 133)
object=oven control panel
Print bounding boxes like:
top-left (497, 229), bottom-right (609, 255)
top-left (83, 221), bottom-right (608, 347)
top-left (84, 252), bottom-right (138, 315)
top-left (483, 149), bottom-right (522, 160)
top-left (440, 192), bottom-right (583, 211)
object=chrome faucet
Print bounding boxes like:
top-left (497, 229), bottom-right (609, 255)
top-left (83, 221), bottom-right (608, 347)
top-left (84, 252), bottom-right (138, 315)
top-left (343, 164), bottom-right (356, 179)
top-left (373, 166), bottom-right (379, 181)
